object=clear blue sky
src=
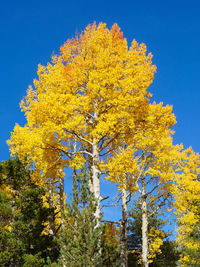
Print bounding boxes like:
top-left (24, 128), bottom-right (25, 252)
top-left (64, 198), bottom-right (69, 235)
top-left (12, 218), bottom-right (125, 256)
top-left (1, 0), bottom-right (200, 224)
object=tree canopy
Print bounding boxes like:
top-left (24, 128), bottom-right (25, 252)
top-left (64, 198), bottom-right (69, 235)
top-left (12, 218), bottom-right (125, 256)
top-left (6, 22), bottom-right (200, 266)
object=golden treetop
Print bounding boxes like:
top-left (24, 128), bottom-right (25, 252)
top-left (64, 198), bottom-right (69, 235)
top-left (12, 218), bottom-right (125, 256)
top-left (8, 22), bottom-right (157, 180)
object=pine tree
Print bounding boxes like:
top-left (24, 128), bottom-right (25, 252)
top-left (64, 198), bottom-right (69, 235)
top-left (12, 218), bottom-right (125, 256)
top-left (57, 170), bottom-right (103, 266)
top-left (101, 222), bottom-right (120, 266)
top-left (127, 200), bottom-right (180, 266)
top-left (0, 157), bottom-right (59, 266)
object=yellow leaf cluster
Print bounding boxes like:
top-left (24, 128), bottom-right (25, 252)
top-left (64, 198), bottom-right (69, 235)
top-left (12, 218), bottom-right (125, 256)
top-left (8, 22), bottom-right (156, 189)
top-left (148, 228), bottom-right (165, 262)
top-left (102, 223), bottom-right (120, 246)
top-left (137, 227), bottom-right (165, 264)
top-left (172, 148), bottom-right (200, 265)
top-left (105, 100), bottom-right (178, 193)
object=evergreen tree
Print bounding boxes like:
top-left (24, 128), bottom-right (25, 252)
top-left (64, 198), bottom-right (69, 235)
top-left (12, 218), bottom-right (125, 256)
top-left (57, 171), bottom-right (103, 267)
top-left (127, 200), bottom-right (180, 266)
top-left (150, 240), bottom-right (180, 267)
top-left (101, 222), bottom-right (120, 266)
top-left (57, 170), bottom-right (120, 267)
top-left (0, 157), bottom-right (59, 266)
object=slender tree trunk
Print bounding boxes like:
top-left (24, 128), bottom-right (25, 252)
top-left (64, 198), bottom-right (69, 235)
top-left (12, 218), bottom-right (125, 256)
top-left (141, 175), bottom-right (149, 267)
top-left (120, 186), bottom-right (128, 267)
top-left (48, 186), bottom-right (55, 236)
top-left (73, 167), bottom-right (78, 203)
top-left (59, 176), bottom-right (65, 229)
top-left (92, 104), bottom-right (101, 225)
top-left (92, 137), bottom-right (101, 225)
top-left (72, 140), bottom-right (78, 204)
top-left (87, 143), bottom-right (93, 195)
top-left (59, 176), bottom-right (67, 267)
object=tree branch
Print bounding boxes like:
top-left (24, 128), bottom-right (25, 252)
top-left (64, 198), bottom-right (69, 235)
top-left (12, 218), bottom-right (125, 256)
top-left (102, 219), bottom-right (120, 225)
top-left (99, 133), bottom-right (119, 152)
top-left (100, 148), bottom-right (115, 157)
top-left (63, 128), bottom-right (93, 146)
top-left (100, 196), bottom-right (109, 202)
top-left (146, 181), bottom-right (162, 196)
top-left (148, 193), bottom-right (170, 218)
top-left (126, 192), bottom-right (132, 204)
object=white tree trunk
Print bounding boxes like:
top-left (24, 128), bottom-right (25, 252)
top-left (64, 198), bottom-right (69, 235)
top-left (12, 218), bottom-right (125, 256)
top-left (72, 141), bottom-right (78, 204)
top-left (120, 186), bottom-right (128, 267)
top-left (59, 176), bottom-right (65, 228)
top-left (92, 137), bottom-right (101, 225)
top-left (92, 104), bottom-right (101, 225)
top-left (87, 143), bottom-right (93, 195)
top-left (59, 176), bottom-right (67, 267)
top-left (48, 187), bottom-right (55, 236)
top-left (142, 176), bottom-right (149, 267)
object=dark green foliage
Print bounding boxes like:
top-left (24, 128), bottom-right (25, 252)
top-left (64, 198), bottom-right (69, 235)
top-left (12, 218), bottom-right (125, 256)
top-left (57, 170), bottom-right (120, 266)
top-left (0, 156), bottom-right (29, 192)
top-left (13, 187), bottom-right (59, 262)
top-left (0, 190), bottom-right (12, 228)
top-left (0, 228), bottom-right (24, 266)
top-left (0, 157), bottom-right (59, 266)
top-left (23, 253), bottom-right (45, 267)
top-left (57, 171), bottom-right (104, 267)
top-left (128, 200), bottom-right (167, 253)
top-left (127, 200), bottom-right (180, 266)
top-left (101, 223), bottom-right (120, 267)
top-left (150, 240), bottom-right (180, 267)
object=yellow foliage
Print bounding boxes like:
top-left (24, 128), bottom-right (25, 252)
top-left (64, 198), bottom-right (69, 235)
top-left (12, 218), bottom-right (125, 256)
top-left (136, 228), bottom-right (165, 265)
top-left (7, 22), bottom-right (200, 265)
top-left (8, 22), bottom-right (156, 194)
top-left (0, 184), bottom-right (15, 197)
top-left (172, 147), bottom-right (200, 266)
top-left (148, 228), bottom-right (165, 262)
top-left (4, 225), bottom-right (12, 232)
top-left (42, 186), bottom-right (67, 235)
top-left (103, 223), bottom-right (120, 246)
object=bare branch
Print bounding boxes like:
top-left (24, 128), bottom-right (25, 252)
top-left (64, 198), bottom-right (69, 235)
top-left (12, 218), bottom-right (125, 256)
top-left (99, 104), bottom-right (113, 115)
top-left (99, 135), bottom-right (108, 149)
top-left (55, 223), bottom-right (62, 234)
top-left (126, 192), bottom-right (132, 204)
top-left (100, 196), bottom-right (109, 202)
top-left (63, 128), bottom-right (93, 146)
top-left (100, 148), bottom-right (115, 157)
top-left (146, 181), bottom-right (162, 196)
top-left (66, 150), bottom-right (93, 157)
top-left (37, 144), bottom-right (73, 160)
top-left (100, 133), bottom-right (119, 152)
top-left (102, 219), bottom-right (120, 225)
top-left (102, 203), bottom-right (118, 208)
top-left (148, 193), bottom-right (170, 218)
top-left (75, 109), bottom-right (95, 119)
top-left (145, 175), bottom-right (159, 186)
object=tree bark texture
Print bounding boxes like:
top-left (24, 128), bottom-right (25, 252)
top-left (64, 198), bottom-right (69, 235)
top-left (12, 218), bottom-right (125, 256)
top-left (92, 138), bottom-right (101, 226)
top-left (120, 186), bottom-right (128, 267)
top-left (59, 176), bottom-right (65, 229)
top-left (48, 187), bottom-right (55, 236)
top-left (142, 176), bottom-right (149, 267)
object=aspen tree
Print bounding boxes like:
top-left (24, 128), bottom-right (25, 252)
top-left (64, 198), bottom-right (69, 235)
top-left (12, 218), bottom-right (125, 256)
top-left (120, 184), bottom-right (128, 267)
top-left (8, 23), bottom-right (156, 227)
top-left (173, 148), bottom-right (200, 266)
top-left (106, 102), bottom-right (179, 266)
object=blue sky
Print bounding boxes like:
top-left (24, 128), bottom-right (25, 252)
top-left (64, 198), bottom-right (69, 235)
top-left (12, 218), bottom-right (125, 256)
top-left (1, 0), bottom-right (200, 227)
